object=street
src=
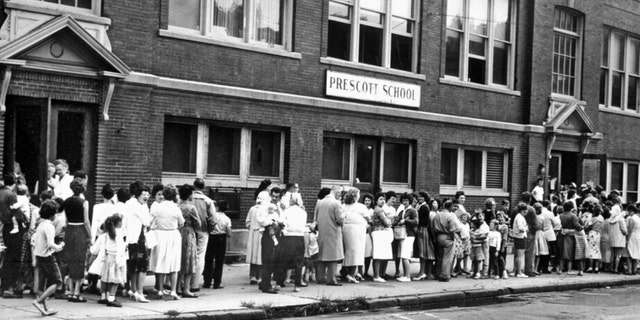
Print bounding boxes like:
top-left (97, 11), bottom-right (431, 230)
top-left (297, 285), bottom-right (640, 320)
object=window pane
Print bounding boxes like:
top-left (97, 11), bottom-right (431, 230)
top-left (611, 71), bottom-right (623, 108)
top-left (169, 0), bottom-right (201, 30)
top-left (77, 0), bottom-right (91, 9)
top-left (213, 0), bottom-right (244, 38)
top-left (446, 0), bottom-right (464, 30)
top-left (628, 192), bottom-right (638, 204)
top-left (493, 0), bottom-right (510, 41)
top-left (249, 130), bottom-right (281, 177)
top-left (440, 148), bottom-right (458, 185)
top-left (254, 0), bottom-right (283, 45)
top-left (612, 33), bottom-right (625, 71)
top-left (208, 127), bottom-right (241, 175)
top-left (629, 38), bottom-right (640, 75)
top-left (163, 123), bottom-right (197, 173)
top-left (358, 24), bottom-right (383, 66)
top-left (323, 137), bottom-right (350, 180)
top-left (492, 41), bottom-right (509, 85)
top-left (602, 31), bottom-right (609, 67)
top-left (392, 0), bottom-right (413, 18)
top-left (360, 9), bottom-right (383, 25)
top-left (468, 57), bottom-right (486, 84)
top-left (628, 77), bottom-right (638, 111)
top-left (463, 150), bottom-right (482, 186)
top-left (356, 141), bottom-right (375, 183)
top-left (445, 30), bottom-right (461, 76)
top-left (383, 143), bottom-right (410, 183)
top-left (628, 164), bottom-right (638, 192)
top-left (361, 0), bottom-right (385, 12)
top-left (61, 0), bottom-right (74, 5)
top-left (611, 162), bottom-right (623, 191)
top-left (391, 30), bottom-right (413, 71)
top-left (469, 0), bottom-right (488, 35)
top-left (469, 35), bottom-right (486, 56)
top-left (599, 69), bottom-right (608, 105)
top-left (486, 152), bottom-right (505, 189)
top-left (328, 2), bottom-right (352, 60)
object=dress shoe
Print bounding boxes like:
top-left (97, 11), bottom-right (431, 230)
top-left (261, 288), bottom-right (278, 294)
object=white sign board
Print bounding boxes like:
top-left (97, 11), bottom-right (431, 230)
top-left (325, 70), bottom-right (421, 108)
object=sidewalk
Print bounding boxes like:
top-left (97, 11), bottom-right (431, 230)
top-left (3, 260), bottom-right (640, 320)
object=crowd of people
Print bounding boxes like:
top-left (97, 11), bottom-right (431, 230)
top-left (1, 158), bottom-right (639, 316)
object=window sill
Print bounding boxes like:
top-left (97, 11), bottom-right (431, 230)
top-left (599, 106), bottom-right (640, 118)
top-left (439, 187), bottom-right (509, 198)
top-left (320, 57), bottom-right (426, 81)
top-left (159, 29), bottom-right (302, 60)
top-left (6, 1), bottom-right (110, 25)
top-left (439, 78), bottom-right (521, 96)
top-left (162, 173), bottom-right (281, 189)
top-left (380, 184), bottom-right (412, 194)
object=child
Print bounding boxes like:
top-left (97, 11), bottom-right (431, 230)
top-left (204, 200), bottom-right (232, 289)
top-left (497, 212), bottom-right (510, 279)
top-left (9, 184), bottom-right (30, 234)
top-left (512, 203), bottom-right (529, 278)
top-left (303, 223), bottom-right (319, 283)
top-left (32, 200), bottom-right (65, 316)
top-left (456, 213), bottom-right (471, 275)
top-left (96, 214), bottom-right (126, 307)
top-left (487, 220), bottom-right (504, 279)
top-left (469, 218), bottom-right (485, 279)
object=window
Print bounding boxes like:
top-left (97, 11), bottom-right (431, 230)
top-left (552, 8), bottom-right (583, 97)
top-left (163, 120), bottom-right (285, 186)
top-left (600, 30), bottom-right (640, 113)
top-left (322, 135), bottom-right (413, 190)
top-left (16, 0), bottom-right (99, 14)
top-left (167, 0), bottom-right (293, 49)
top-left (608, 160), bottom-right (640, 203)
top-left (444, 0), bottom-right (516, 87)
top-left (327, 0), bottom-right (419, 72)
top-left (440, 146), bottom-right (508, 194)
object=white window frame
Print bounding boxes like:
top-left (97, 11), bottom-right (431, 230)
top-left (162, 121), bottom-right (285, 188)
top-left (9, 0), bottom-right (100, 15)
top-left (327, 0), bottom-right (421, 73)
top-left (600, 29), bottom-right (640, 114)
top-left (166, 0), bottom-right (294, 51)
top-left (551, 8), bottom-right (583, 99)
top-left (606, 160), bottom-right (640, 204)
top-left (443, 0), bottom-right (517, 89)
top-left (440, 147), bottom-right (509, 197)
top-left (320, 134), bottom-right (414, 192)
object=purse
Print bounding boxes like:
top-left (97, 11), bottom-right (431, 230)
top-left (393, 211), bottom-right (407, 240)
top-left (144, 229), bottom-right (158, 249)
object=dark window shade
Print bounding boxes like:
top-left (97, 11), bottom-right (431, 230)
top-left (163, 122), bottom-right (197, 173)
top-left (323, 137), bottom-right (350, 180)
top-left (463, 150), bottom-right (482, 186)
top-left (249, 130), bottom-right (281, 177)
top-left (611, 162), bottom-right (624, 191)
top-left (383, 143), bottom-right (409, 183)
top-left (440, 148), bottom-right (458, 185)
top-left (208, 127), bottom-right (241, 175)
top-left (486, 152), bottom-right (505, 188)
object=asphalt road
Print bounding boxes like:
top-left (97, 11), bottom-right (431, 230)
top-left (295, 285), bottom-right (640, 320)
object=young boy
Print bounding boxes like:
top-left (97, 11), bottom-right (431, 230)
top-left (469, 217), bottom-right (485, 279)
top-left (487, 220), bottom-right (504, 279)
top-left (32, 200), bottom-right (65, 316)
top-left (497, 212), bottom-right (510, 279)
top-left (204, 200), bottom-right (232, 290)
top-left (303, 223), bottom-right (319, 283)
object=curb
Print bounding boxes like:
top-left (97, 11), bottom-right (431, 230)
top-left (117, 278), bottom-right (640, 320)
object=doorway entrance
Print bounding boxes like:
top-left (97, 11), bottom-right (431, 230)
top-left (549, 151), bottom-right (578, 197)
top-left (4, 97), bottom-right (94, 199)
top-left (354, 137), bottom-right (378, 195)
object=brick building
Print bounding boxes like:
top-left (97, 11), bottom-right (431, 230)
top-left (0, 0), bottom-right (637, 252)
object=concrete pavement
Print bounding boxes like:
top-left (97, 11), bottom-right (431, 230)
top-left (3, 261), bottom-right (640, 319)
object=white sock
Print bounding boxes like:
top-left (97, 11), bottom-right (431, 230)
top-left (107, 294), bottom-right (115, 302)
top-left (101, 292), bottom-right (107, 300)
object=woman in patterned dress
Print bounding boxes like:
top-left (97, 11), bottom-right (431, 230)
top-left (178, 185), bottom-right (200, 298)
top-left (585, 204), bottom-right (604, 273)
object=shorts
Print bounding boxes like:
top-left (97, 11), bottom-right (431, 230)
top-left (36, 256), bottom-right (63, 292)
top-left (470, 246), bottom-right (484, 261)
top-left (514, 238), bottom-right (526, 250)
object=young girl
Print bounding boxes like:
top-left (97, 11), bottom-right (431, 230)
top-left (97, 214), bottom-right (126, 307)
top-left (303, 223), bottom-right (319, 283)
top-left (32, 200), bottom-right (64, 316)
top-left (497, 213), bottom-right (510, 279)
top-left (469, 218), bottom-right (485, 279)
top-left (456, 213), bottom-right (471, 276)
top-left (487, 220), bottom-right (504, 279)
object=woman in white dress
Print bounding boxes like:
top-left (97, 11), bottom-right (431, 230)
top-left (246, 191), bottom-right (271, 284)
top-left (625, 204), bottom-right (640, 275)
top-left (341, 188), bottom-right (368, 284)
top-left (149, 187), bottom-right (184, 300)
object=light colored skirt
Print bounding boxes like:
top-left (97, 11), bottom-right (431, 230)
top-left (343, 224), bottom-right (366, 266)
top-left (600, 234), bottom-right (611, 263)
top-left (574, 231), bottom-right (587, 260)
top-left (626, 235), bottom-right (640, 260)
top-left (371, 229), bottom-right (393, 260)
top-left (365, 233), bottom-right (373, 258)
top-left (100, 253), bottom-right (126, 285)
top-left (586, 231), bottom-right (602, 260)
top-left (399, 236), bottom-right (415, 259)
top-left (149, 229), bottom-right (182, 273)
top-left (534, 230), bottom-right (549, 256)
top-left (246, 229), bottom-right (262, 265)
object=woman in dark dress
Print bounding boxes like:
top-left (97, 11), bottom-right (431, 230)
top-left (414, 192), bottom-right (436, 280)
top-left (62, 180), bottom-right (91, 302)
top-left (557, 201), bottom-right (583, 274)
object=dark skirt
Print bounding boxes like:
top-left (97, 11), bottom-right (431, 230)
top-left (416, 227), bottom-right (435, 260)
top-left (62, 224), bottom-right (88, 279)
top-left (559, 234), bottom-right (576, 260)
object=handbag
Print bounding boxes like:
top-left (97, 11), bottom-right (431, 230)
top-left (144, 229), bottom-right (158, 249)
top-left (393, 210), bottom-right (407, 240)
